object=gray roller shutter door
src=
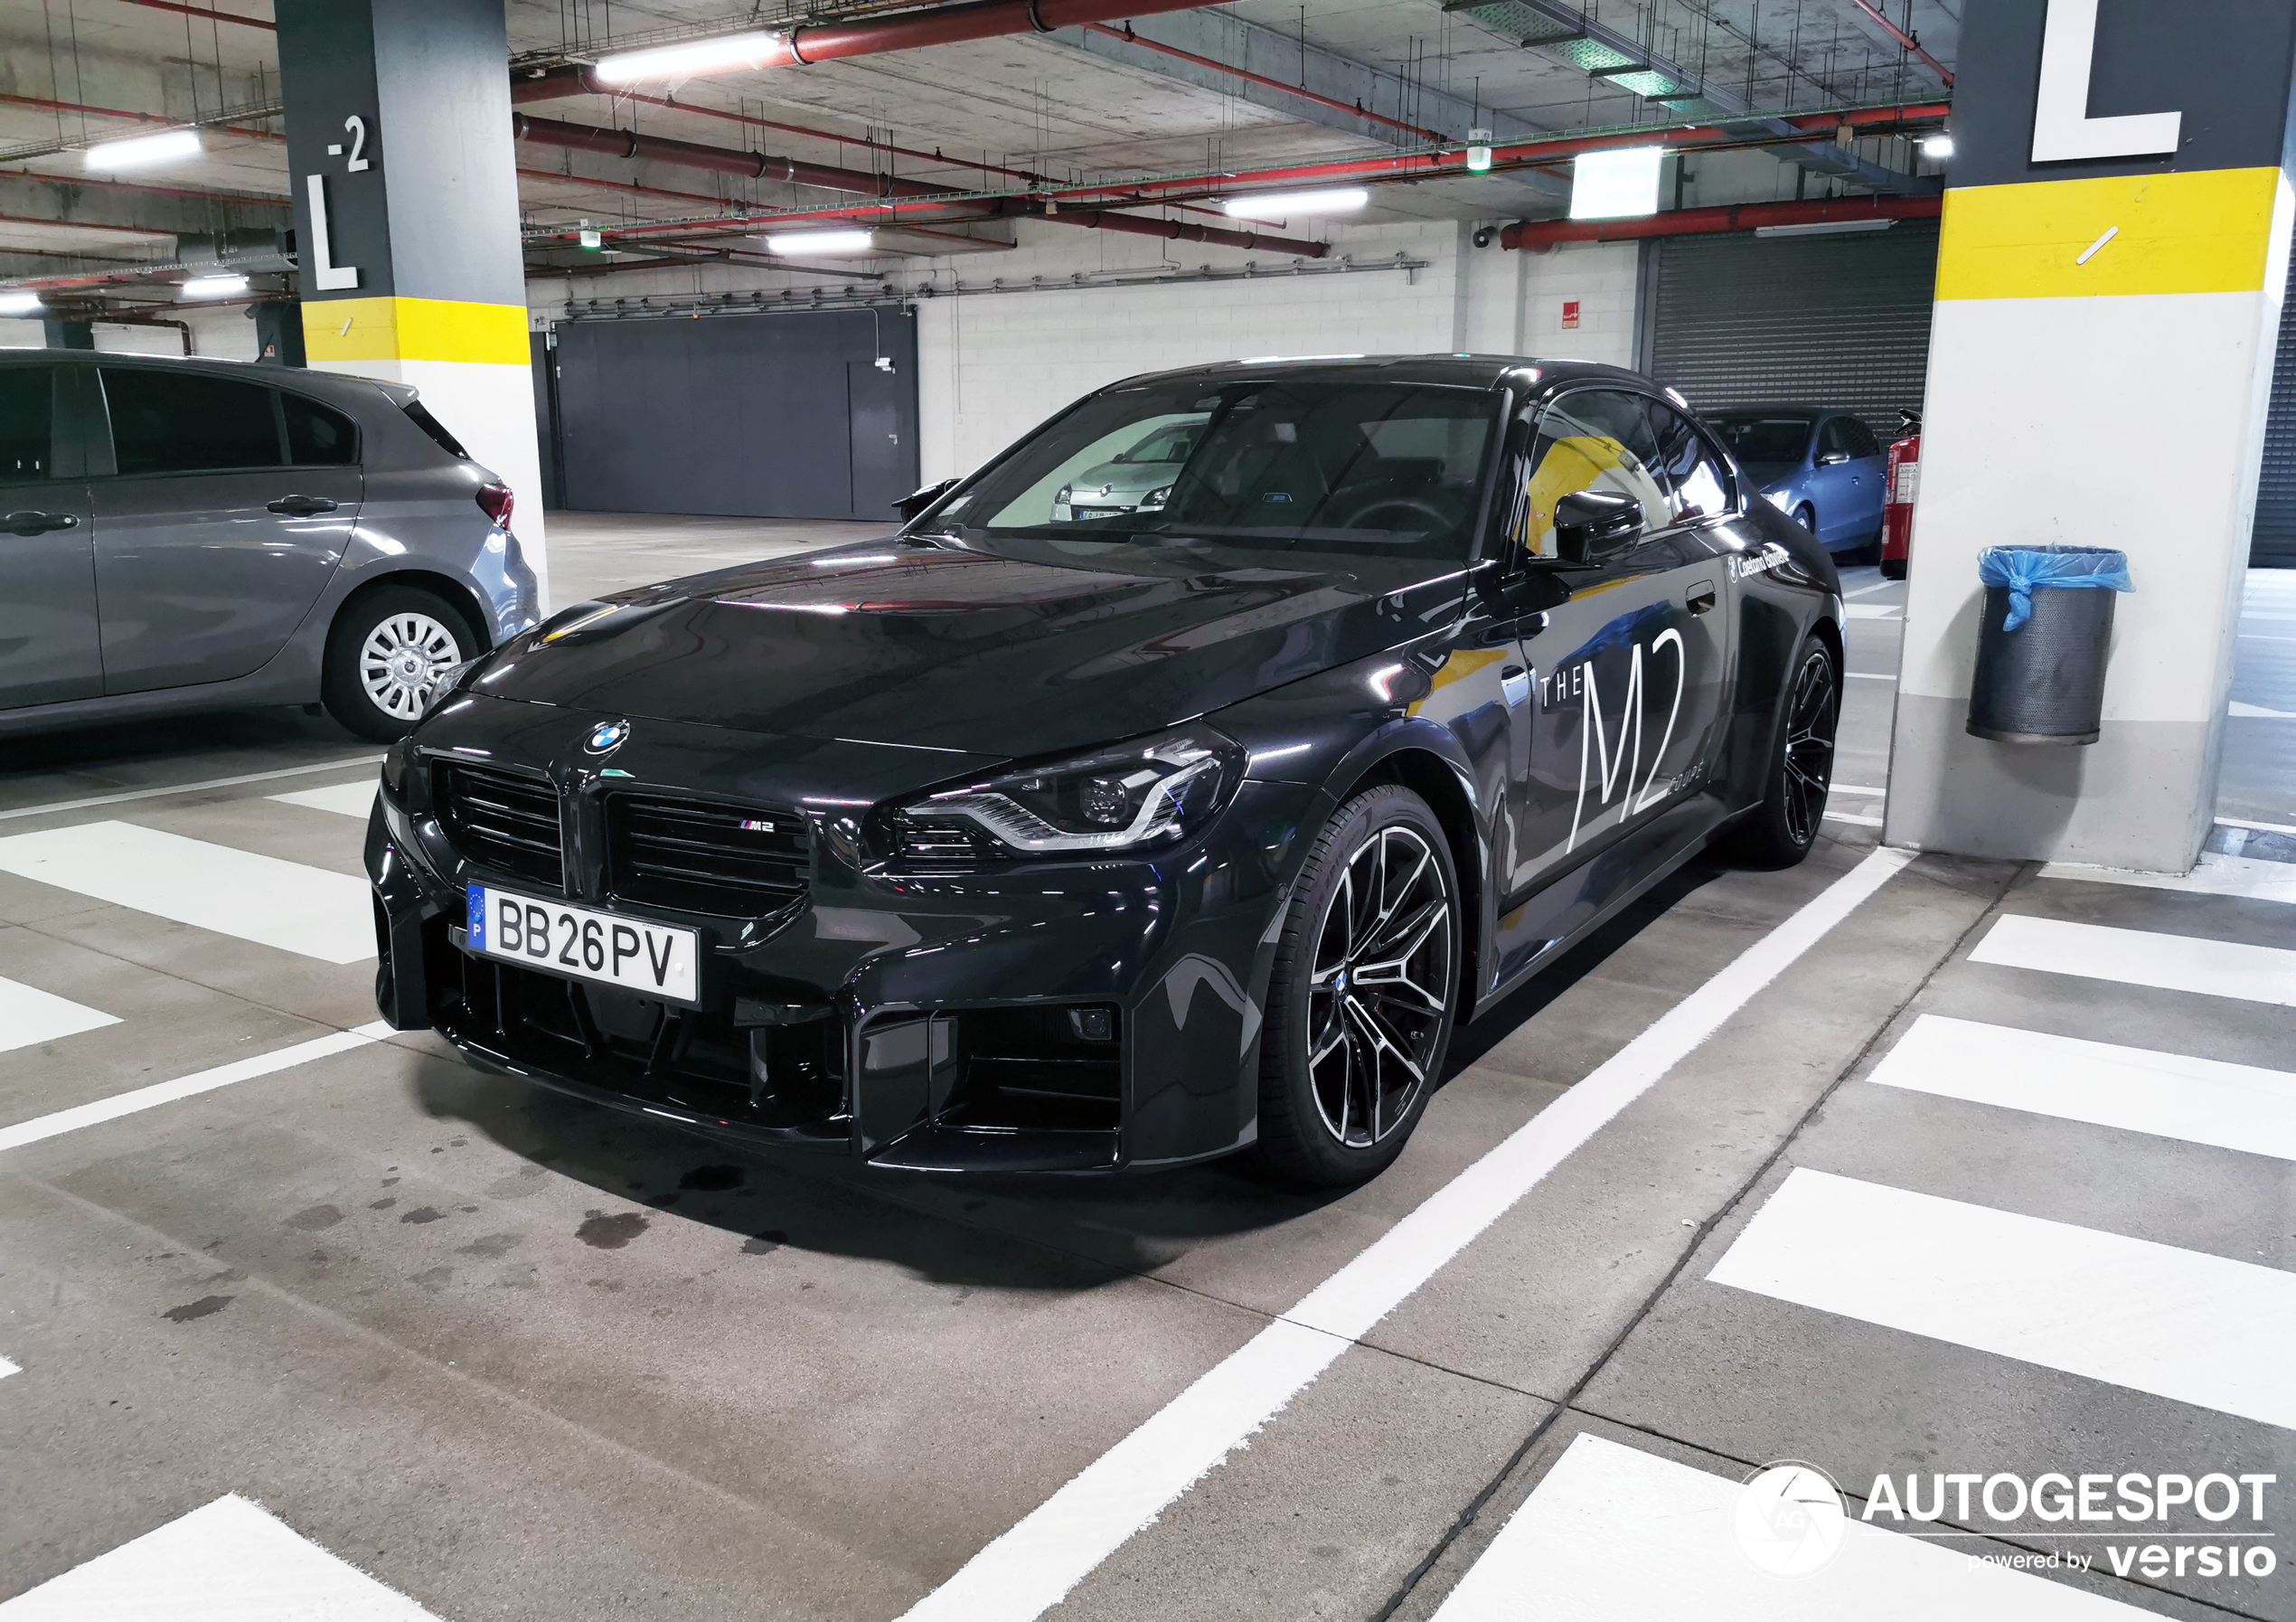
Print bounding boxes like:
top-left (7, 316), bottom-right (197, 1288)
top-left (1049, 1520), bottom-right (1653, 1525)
top-left (1645, 220), bottom-right (1940, 442)
top-left (550, 308), bottom-right (919, 522)
top-left (2248, 235), bottom-right (2296, 567)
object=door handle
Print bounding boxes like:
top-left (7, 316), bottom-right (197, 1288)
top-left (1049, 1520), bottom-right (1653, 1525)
top-left (267, 495), bottom-right (338, 516)
top-left (4, 509), bottom-right (78, 536)
top-left (1501, 664), bottom-right (1532, 707)
top-left (1686, 582), bottom-right (1717, 615)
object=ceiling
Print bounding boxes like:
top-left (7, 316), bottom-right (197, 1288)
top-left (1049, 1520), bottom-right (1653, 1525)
top-left (0, 0), bottom-right (1959, 308)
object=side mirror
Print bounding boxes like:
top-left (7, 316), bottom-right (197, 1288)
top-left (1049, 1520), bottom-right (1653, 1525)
top-left (1816, 449), bottom-right (1851, 467)
top-left (894, 476), bottom-right (958, 522)
top-left (1552, 489), bottom-right (1644, 562)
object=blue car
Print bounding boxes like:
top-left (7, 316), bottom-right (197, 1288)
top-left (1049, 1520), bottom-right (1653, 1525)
top-left (1707, 409), bottom-right (1887, 555)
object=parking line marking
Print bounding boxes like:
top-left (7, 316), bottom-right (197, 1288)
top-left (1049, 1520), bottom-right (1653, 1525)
top-left (2039, 851), bottom-right (2296, 905)
top-left (2216, 815), bottom-right (2296, 838)
top-left (1426, 1433), bottom-right (2143, 1620)
top-left (1823, 811), bottom-right (1884, 828)
top-left (2229, 701), bottom-right (2296, 718)
top-left (1845, 603), bottom-right (1901, 619)
top-left (896, 847), bottom-right (1917, 1622)
top-left (0, 757), bottom-right (385, 825)
top-left (1867, 1014), bottom-right (2296, 1162)
top-left (0, 1354), bottom-right (17, 1381)
top-left (0, 1492), bottom-right (446, 1619)
top-left (0, 1023), bottom-right (390, 1155)
top-left (1708, 1168), bottom-right (2296, 1429)
top-left (268, 780), bottom-right (381, 819)
top-left (1844, 671), bottom-right (1897, 680)
top-left (0, 822), bottom-right (374, 964)
top-left (0, 976), bottom-right (118, 1055)
top-left (1970, 914), bottom-right (2296, 1005)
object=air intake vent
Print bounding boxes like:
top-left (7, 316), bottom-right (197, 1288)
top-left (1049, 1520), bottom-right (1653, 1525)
top-left (435, 761), bottom-right (563, 890)
top-left (606, 794), bottom-right (807, 917)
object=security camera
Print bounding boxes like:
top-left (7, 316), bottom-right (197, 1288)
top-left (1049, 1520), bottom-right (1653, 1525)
top-left (1472, 225), bottom-right (1497, 249)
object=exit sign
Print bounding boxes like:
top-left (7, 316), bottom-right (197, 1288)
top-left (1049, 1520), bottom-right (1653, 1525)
top-left (1561, 299), bottom-right (1581, 329)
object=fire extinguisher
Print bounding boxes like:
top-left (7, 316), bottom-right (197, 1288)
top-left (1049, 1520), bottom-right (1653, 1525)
top-left (1880, 409), bottom-right (1920, 580)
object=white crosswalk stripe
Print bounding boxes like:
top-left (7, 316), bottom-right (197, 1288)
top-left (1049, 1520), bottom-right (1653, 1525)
top-left (0, 821), bottom-right (373, 964)
top-left (0, 1494), bottom-right (446, 1619)
top-left (1969, 914), bottom-right (2296, 1005)
top-left (1867, 1014), bottom-right (2296, 1163)
top-left (1427, 1434), bottom-right (2146, 1620)
top-left (268, 780), bottom-right (381, 819)
top-left (0, 976), bottom-right (118, 1054)
top-left (1707, 1168), bottom-right (2296, 1429)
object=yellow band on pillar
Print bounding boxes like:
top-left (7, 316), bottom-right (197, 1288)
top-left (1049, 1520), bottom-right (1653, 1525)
top-left (1935, 166), bottom-right (2283, 302)
top-left (302, 296), bottom-right (531, 364)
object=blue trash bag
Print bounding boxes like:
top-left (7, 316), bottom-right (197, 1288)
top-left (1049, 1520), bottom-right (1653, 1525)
top-left (1977, 544), bottom-right (2132, 632)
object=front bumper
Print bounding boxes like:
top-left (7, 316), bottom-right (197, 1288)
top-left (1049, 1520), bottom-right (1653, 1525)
top-left (368, 697), bottom-right (1317, 1173)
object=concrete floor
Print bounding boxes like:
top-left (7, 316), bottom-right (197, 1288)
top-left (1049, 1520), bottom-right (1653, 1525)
top-left (0, 517), bottom-right (2290, 1620)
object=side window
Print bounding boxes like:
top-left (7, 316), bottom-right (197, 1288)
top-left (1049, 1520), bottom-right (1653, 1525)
top-left (283, 391), bottom-right (358, 466)
top-left (1506, 389), bottom-right (1670, 559)
top-left (0, 367), bottom-right (57, 481)
top-left (1819, 418), bottom-right (1856, 459)
top-left (101, 367), bottom-right (283, 476)
top-left (1841, 417), bottom-right (1881, 458)
top-left (1646, 402), bottom-right (1735, 523)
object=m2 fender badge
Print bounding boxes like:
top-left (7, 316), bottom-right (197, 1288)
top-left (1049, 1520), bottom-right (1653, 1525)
top-left (585, 718), bottom-right (632, 754)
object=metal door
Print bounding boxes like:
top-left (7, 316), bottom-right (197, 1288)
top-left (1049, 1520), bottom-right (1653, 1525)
top-left (847, 359), bottom-right (917, 522)
top-left (91, 365), bottom-right (360, 694)
top-left (0, 364), bottom-right (99, 709)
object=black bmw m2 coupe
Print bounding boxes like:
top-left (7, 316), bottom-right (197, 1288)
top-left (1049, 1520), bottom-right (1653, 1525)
top-left (367, 356), bottom-right (1842, 1187)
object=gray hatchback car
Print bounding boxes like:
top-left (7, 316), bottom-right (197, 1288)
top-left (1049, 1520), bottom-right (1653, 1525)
top-left (0, 352), bottom-right (539, 741)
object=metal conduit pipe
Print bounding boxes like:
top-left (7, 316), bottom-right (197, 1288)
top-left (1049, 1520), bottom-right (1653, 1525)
top-left (513, 113), bottom-right (1330, 258)
top-left (1498, 193), bottom-right (1942, 251)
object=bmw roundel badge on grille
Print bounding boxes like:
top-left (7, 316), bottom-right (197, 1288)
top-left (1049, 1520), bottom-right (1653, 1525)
top-left (585, 719), bottom-right (631, 754)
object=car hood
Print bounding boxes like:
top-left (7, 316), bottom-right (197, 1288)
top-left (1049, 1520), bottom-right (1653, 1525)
top-left (466, 537), bottom-right (1470, 758)
top-left (1739, 460), bottom-right (1800, 488)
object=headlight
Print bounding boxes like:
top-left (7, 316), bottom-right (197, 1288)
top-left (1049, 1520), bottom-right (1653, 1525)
top-left (1141, 484), bottom-right (1172, 511)
top-left (1764, 489), bottom-right (1793, 512)
top-left (419, 655), bottom-right (485, 720)
top-left (1055, 486), bottom-right (1074, 505)
top-left (894, 725), bottom-right (1244, 859)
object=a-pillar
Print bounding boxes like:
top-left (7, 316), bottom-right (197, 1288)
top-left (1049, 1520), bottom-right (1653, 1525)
top-left (276, 0), bottom-right (549, 608)
top-left (1885, 0), bottom-right (2296, 871)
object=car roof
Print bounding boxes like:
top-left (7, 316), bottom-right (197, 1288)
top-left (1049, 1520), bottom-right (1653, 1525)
top-left (0, 348), bottom-right (413, 410)
top-left (1094, 353), bottom-right (1656, 397)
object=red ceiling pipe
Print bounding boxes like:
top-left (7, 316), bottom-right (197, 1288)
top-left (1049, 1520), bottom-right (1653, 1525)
top-left (118, 0), bottom-right (273, 30)
top-left (1849, 0), bottom-right (1953, 87)
top-left (1500, 193), bottom-right (1942, 251)
top-left (1077, 22), bottom-right (1448, 144)
top-left (515, 113), bottom-right (1329, 256)
top-left (593, 0), bottom-right (1215, 73)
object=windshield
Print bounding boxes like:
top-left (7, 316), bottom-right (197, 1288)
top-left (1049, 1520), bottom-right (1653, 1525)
top-left (927, 376), bottom-right (1501, 560)
top-left (1708, 415), bottom-right (1813, 464)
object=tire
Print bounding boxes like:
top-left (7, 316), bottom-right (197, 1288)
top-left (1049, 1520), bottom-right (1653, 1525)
top-left (1726, 635), bottom-right (1840, 869)
top-left (1793, 503), bottom-right (1818, 537)
top-left (1254, 785), bottom-right (1462, 1189)
top-left (322, 584), bottom-right (480, 741)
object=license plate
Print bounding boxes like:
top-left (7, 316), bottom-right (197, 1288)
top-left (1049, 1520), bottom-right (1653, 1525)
top-left (466, 884), bottom-right (699, 1004)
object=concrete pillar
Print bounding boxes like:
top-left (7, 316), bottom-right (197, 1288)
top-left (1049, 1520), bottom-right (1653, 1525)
top-left (42, 318), bottom-right (92, 350)
top-left (1884, 0), bottom-right (2296, 872)
top-left (276, 0), bottom-right (549, 608)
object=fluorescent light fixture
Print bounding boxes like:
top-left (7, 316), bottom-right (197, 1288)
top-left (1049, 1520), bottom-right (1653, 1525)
top-left (1570, 145), bottom-right (1664, 220)
top-left (0, 291), bottom-right (42, 317)
top-left (84, 127), bottom-right (202, 170)
top-left (1753, 220), bottom-right (1895, 239)
top-left (1221, 187), bottom-right (1369, 221)
top-left (1465, 127), bottom-right (1493, 174)
top-left (579, 225), bottom-right (603, 250)
top-left (593, 29), bottom-right (786, 84)
top-left (765, 229), bottom-right (873, 256)
top-left (180, 274), bottom-right (249, 298)
top-left (1920, 133), bottom-right (1954, 158)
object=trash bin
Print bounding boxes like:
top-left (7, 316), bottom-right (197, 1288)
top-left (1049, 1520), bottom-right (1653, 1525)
top-left (1966, 545), bottom-right (2132, 745)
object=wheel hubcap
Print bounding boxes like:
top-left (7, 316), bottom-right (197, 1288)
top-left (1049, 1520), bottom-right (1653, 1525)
top-left (359, 612), bottom-right (462, 721)
top-left (1780, 649), bottom-right (1838, 846)
top-left (1307, 825), bottom-right (1454, 1149)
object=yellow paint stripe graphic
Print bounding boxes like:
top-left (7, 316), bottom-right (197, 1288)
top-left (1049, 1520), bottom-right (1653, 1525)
top-left (1936, 167), bottom-right (2282, 301)
top-left (302, 296), bottom-right (531, 364)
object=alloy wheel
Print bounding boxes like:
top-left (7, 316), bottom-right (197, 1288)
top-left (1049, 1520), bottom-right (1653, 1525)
top-left (1780, 648), bottom-right (1838, 846)
top-left (1306, 825), bottom-right (1454, 1148)
top-left (359, 611), bottom-right (463, 722)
